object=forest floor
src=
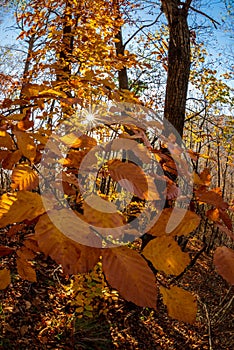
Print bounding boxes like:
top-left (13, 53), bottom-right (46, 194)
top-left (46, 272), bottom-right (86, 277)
top-left (0, 227), bottom-right (233, 350)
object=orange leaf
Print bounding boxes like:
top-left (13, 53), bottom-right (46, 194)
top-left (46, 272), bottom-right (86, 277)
top-left (142, 236), bottom-right (190, 275)
top-left (108, 159), bottom-right (148, 200)
top-left (206, 208), bottom-right (219, 221)
top-left (0, 269), bottom-right (11, 290)
top-left (0, 245), bottom-right (14, 257)
top-left (111, 138), bottom-right (151, 164)
top-left (83, 194), bottom-right (125, 232)
top-left (214, 246), bottom-right (234, 285)
top-left (16, 257), bottom-right (37, 282)
top-left (0, 191), bottom-right (46, 228)
top-left (11, 164), bottom-right (39, 190)
top-left (199, 168), bottom-right (211, 187)
top-left (147, 208), bottom-right (200, 237)
top-left (17, 246), bottom-right (36, 260)
top-left (35, 212), bottom-right (101, 274)
top-left (14, 130), bottom-right (36, 162)
top-left (160, 286), bottom-right (197, 324)
top-left (2, 150), bottom-right (22, 170)
top-left (0, 131), bottom-right (15, 150)
top-left (195, 188), bottom-right (228, 209)
top-left (60, 133), bottom-right (97, 149)
top-left (102, 246), bottom-right (157, 309)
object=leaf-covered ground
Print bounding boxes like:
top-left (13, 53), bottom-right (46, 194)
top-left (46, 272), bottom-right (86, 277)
top-left (0, 227), bottom-right (233, 350)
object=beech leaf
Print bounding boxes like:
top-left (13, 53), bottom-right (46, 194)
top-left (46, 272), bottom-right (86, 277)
top-left (160, 286), bottom-right (197, 324)
top-left (0, 191), bottom-right (46, 228)
top-left (214, 246), bottom-right (234, 285)
top-left (102, 246), bottom-right (157, 309)
top-left (14, 130), bottom-right (36, 162)
top-left (16, 257), bottom-right (37, 282)
top-left (147, 208), bottom-right (200, 237)
top-left (35, 212), bottom-right (101, 274)
top-left (0, 269), bottom-right (11, 290)
top-left (142, 236), bottom-right (190, 275)
top-left (11, 163), bottom-right (39, 190)
top-left (108, 159), bottom-right (148, 200)
top-left (0, 245), bottom-right (14, 257)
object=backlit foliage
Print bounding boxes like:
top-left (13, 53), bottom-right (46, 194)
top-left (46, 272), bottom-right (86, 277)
top-left (0, 0), bottom-right (233, 326)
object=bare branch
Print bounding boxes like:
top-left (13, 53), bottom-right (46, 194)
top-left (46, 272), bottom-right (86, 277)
top-left (190, 6), bottom-right (220, 28)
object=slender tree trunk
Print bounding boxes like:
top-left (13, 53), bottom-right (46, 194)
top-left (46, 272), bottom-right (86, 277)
top-left (161, 0), bottom-right (192, 139)
top-left (115, 28), bottom-right (129, 90)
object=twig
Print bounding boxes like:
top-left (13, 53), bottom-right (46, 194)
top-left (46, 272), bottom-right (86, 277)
top-left (190, 6), bottom-right (220, 29)
top-left (204, 302), bottom-right (213, 350)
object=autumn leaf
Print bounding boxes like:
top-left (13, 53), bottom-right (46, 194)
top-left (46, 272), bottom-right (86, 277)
top-left (16, 257), bottom-right (37, 282)
top-left (111, 138), bottom-right (151, 164)
top-left (142, 236), bottom-right (190, 275)
top-left (160, 286), bottom-right (197, 324)
top-left (35, 212), bottom-right (101, 273)
top-left (0, 245), bottom-right (14, 257)
top-left (0, 191), bottom-right (46, 228)
top-left (17, 246), bottom-right (36, 261)
top-left (206, 208), bottom-right (219, 221)
top-left (11, 163), bottom-right (39, 191)
top-left (195, 188), bottom-right (228, 209)
top-left (214, 246), bottom-right (234, 285)
top-left (0, 269), bottom-right (11, 290)
top-left (108, 159), bottom-right (148, 200)
top-left (14, 130), bottom-right (36, 162)
top-left (1, 150), bottom-right (22, 170)
top-left (0, 131), bottom-right (15, 150)
top-left (147, 208), bottom-right (200, 237)
top-left (60, 133), bottom-right (97, 149)
top-left (102, 246), bottom-right (157, 308)
top-left (83, 194), bottom-right (125, 231)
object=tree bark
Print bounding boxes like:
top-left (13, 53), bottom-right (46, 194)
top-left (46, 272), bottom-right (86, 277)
top-left (161, 0), bottom-right (192, 139)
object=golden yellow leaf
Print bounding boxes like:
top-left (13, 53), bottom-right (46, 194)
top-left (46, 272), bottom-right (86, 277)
top-left (16, 257), bottom-right (37, 282)
top-left (14, 130), bottom-right (36, 162)
top-left (108, 159), bottom-right (148, 200)
top-left (102, 246), bottom-right (157, 308)
top-left (35, 212), bottom-right (101, 273)
top-left (142, 236), bottom-right (190, 275)
top-left (0, 131), bottom-right (15, 150)
top-left (160, 286), bottom-right (197, 324)
top-left (11, 164), bottom-right (39, 190)
top-left (60, 133), bottom-right (97, 149)
top-left (147, 208), bottom-right (200, 237)
top-left (0, 191), bottom-right (46, 228)
top-left (0, 268), bottom-right (11, 290)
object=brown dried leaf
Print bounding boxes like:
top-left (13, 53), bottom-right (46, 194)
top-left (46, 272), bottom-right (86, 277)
top-left (16, 257), bottom-right (37, 282)
top-left (214, 246), bottom-right (234, 285)
top-left (0, 269), bottom-right (11, 290)
top-left (17, 246), bottom-right (36, 260)
top-left (195, 188), bottom-right (228, 209)
top-left (147, 208), bottom-right (200, 237)
top-left (102, 246), bottom-right (157, 309)
top-left (2, 150), bottom-right (22, 170)
top-left (11, 163), bottom-right (39, 190)
top-left (160, 286), bottom-right (197, 324)
top-left (0, 191), bottom-right (46, 228)
top-left (142, 236), bottom-right (190, 275)
top-left (0, 245), bottom-right (14, 257)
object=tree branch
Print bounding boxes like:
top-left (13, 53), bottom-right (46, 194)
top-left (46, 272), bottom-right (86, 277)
top-left (190, 6), bottom-right (220, 28)
top-left (123, 12), bottom-right (162, 49)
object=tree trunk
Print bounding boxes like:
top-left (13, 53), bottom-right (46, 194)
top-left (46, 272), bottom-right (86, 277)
top-left (115, 28), bottom-right (129, 90)
top-left (161, 0), bottom-right (191, 139)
